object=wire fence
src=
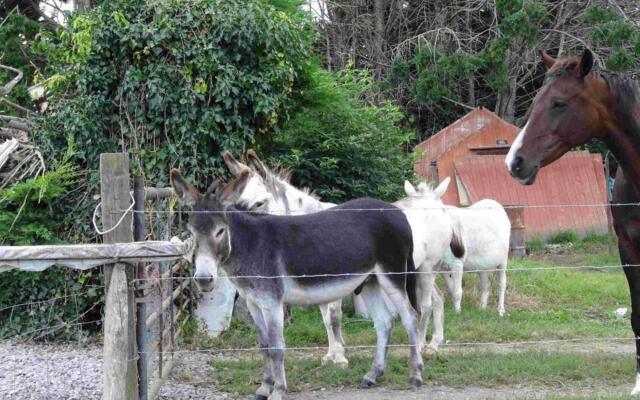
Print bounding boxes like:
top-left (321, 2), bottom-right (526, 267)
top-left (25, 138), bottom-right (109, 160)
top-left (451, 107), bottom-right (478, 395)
top-left (0, 195), bottom-right (634, 396)
top-left (105, 201), bottom-right (640, 215)
top-left (129, 264), bottom-right (634, 284)
top-left (126, 336), bottom-right (638, 360)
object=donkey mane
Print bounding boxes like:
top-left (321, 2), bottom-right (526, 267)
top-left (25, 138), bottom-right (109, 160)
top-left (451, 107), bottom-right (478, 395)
top-left (262, 162), bottom-right (321, 201)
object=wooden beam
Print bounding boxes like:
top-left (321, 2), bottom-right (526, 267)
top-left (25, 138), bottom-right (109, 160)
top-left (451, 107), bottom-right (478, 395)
top-left (146, 279), bottom-right (190, 329)
top-left (147, 356), bottom-right (178, 400)
top-left (100, 153), bottom-right (137, 400)
top-left (144, 187), bottom-right (173, 200)
top-left (0, 241), bottom-right (187, 273)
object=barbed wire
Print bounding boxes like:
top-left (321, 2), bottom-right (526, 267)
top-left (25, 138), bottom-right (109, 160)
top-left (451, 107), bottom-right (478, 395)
top-left (125, 336), bottom-right (637, 362)
top-left (0, 286), bottom-right (105, 313)
top-left (110, 201), bottom-right (640, 215)
top-left (132, 264), bottom-right (634, 283)
top-left (6, 318), bottom-right (104, 341)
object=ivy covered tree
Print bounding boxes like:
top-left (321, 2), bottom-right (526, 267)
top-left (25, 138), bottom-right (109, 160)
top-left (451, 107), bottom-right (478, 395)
top-left (37, 0), bottom-right (309, 186)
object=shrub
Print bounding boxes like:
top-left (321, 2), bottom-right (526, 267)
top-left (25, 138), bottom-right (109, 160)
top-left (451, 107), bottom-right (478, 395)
top-left (34, 0), bottom-right (310, 239)
top-left (0, 165), bottom-right (103, 340)
top-left (547, 231), bottom-right (579, 245)
top-left (262, 65), bottom-right (414, 203)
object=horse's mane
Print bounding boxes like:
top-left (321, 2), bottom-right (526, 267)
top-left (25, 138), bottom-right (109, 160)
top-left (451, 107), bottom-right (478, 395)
top-left (598, 70), bottom-right (639, 114)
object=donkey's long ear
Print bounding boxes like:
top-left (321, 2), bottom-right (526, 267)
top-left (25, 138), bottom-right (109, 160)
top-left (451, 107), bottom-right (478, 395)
top-left (205, 179), bottom-right (224, 198)
top-left (540, 50), bottom-right (556, 70)
top-left (404, 180), bottom-right (417, 196)
top-left (575, 48), bottom-right (593, 79)
top-left (223, 151), bottom-right (249, 177)
top-left (170, 169), bottom-right (201, 207)
top-left (433, 177), bottom-right (451, 200)
top-left (221, 169), bottom-right (251, 202)
top-left (246, 149), bottom-right (269, 179)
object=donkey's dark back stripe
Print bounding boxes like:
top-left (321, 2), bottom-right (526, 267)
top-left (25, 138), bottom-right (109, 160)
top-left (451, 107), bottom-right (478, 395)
top-left (228, 198), bottom-right (413, 288)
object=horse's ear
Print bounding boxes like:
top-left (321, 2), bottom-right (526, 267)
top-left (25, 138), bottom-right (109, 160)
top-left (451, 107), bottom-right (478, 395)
top-left (540, 50), bottom-right (556, 70)
top-left (576, 48), bottom-right (593, 79)
top-left (433, 177), bottom-right (451, 200)
top-left (246, 149), bottom-right (268, 179)
top-left (404, 180), bottom-right (417, 196)
top-left (223, 151), bottom-right (249, 177)
top-left (170, 169), bottom-right (201, 207)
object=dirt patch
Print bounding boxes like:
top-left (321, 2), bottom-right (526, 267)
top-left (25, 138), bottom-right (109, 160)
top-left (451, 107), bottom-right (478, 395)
top-left (287, 384), bottom-right (630, 400)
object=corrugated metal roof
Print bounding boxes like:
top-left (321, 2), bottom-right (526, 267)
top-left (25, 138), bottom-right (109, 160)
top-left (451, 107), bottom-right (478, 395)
top-left (454, 152), bottom-right (608, 238)
top-left (414, 108), bottom-right (501, 161)
top-left (432, 117), bottom-right (519, 205)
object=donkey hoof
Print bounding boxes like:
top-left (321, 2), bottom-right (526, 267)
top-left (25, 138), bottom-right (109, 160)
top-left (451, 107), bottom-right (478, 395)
top-left (409, 376), bottom-right (423, 389)
top-left (361, 378), bottom-right (376, 388)
top-left (322, 353), bottom-right (349, 368)
top-left (255, 396), bottom-right (269, 400)
top-left (334, 355), bottom-right (349, 368)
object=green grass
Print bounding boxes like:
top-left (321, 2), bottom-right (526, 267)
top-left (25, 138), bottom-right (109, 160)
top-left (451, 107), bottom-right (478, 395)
top-left (186, 256), bottom-right (630, 351)
top-left (547, 230), bottom-right (579, 244)
top-left (181, 240), bottom-right (634, 396)
top-left (210, 351), bottom-right (633, 394)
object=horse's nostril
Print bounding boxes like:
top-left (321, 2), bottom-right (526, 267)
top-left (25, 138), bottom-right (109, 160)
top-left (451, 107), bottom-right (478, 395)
top-left (513, 156), bottom-right (523, 171)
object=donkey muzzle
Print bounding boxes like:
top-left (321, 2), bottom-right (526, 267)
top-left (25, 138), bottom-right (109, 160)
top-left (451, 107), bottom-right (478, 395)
top-left (193, 273), bottom-right (215, 292)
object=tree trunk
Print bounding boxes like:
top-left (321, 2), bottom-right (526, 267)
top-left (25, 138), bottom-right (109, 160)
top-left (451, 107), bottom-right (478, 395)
top-left (374, 0), bottom-right (385, 80)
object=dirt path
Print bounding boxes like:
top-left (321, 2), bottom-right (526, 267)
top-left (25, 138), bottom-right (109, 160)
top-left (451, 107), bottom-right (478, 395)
top-left (1, 339), bottom-right (634, 399)
top-left (287, 384), bottom-right (630, 400)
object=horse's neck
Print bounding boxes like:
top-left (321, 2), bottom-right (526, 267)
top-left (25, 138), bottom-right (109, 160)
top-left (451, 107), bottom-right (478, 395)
top-left (604, 104), bottom-right (640, 195)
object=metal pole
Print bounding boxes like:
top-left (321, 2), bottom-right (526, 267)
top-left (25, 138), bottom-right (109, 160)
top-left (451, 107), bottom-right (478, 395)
top-left (133, 176), bottom-right (148, 400)
top-left (167, 205), bottom-right (176, 358)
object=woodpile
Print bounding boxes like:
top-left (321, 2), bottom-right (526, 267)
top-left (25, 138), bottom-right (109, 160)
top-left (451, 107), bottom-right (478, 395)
top-left (0, 64), bottom-right (45, 190)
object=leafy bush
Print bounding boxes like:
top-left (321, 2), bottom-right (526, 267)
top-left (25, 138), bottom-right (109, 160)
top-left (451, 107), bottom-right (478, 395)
top-left (0, 166), bottom-right (103, 340)
top-left (262, 65), bottom-right (414, 203)
top-left (32, 0), bottom-right (311, 239)
top-left (37, 0), bottom-right (309, 183)
top-left (585, 5), bottom-right (640, 72)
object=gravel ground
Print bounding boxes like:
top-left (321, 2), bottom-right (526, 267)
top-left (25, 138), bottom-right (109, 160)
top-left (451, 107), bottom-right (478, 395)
top-left (0, 339), bottom-right (634, 400)
top-left (0, 340), bottom-right (103, 400)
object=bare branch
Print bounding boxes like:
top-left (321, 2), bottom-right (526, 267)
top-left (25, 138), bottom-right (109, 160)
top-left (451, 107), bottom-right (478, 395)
top-left (0, 64), bottom-right (23, 97)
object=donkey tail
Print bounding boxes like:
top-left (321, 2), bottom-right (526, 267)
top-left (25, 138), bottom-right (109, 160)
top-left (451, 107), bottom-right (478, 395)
top-left (406, 243), bottom-right (419, 311)
top-left (449, 220), bottom-right (465, 259)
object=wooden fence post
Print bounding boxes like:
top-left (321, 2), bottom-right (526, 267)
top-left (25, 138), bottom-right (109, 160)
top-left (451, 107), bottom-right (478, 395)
top-left (100, 153), bottom-right (138, 400)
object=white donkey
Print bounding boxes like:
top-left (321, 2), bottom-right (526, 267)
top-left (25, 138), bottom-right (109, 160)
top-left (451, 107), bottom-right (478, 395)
top-left (405, 180), bottom-right (511, 316)
top-left (223, 150), bottom-right (464, 360)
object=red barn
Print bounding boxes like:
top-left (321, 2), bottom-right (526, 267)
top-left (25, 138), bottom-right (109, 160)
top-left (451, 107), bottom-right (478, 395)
top-left (413, 108), bottom-right (609, 238)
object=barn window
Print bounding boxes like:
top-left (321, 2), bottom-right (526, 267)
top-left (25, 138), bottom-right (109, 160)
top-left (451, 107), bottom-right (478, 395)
top-left (497, 139), bottom-right (508, 145)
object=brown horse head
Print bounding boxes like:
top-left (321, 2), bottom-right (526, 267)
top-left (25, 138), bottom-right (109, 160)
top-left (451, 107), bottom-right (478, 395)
top-left (505, 49), bottom-right (612, 184)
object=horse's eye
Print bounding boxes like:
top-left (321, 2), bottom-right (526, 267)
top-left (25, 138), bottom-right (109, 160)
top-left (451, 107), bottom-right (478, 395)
top-left (253, 201), bottom-right (265, 209)
top-left (552, 100), bottom-right (568, 110)
top-left (215, 227), bottom-right (225, 238)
